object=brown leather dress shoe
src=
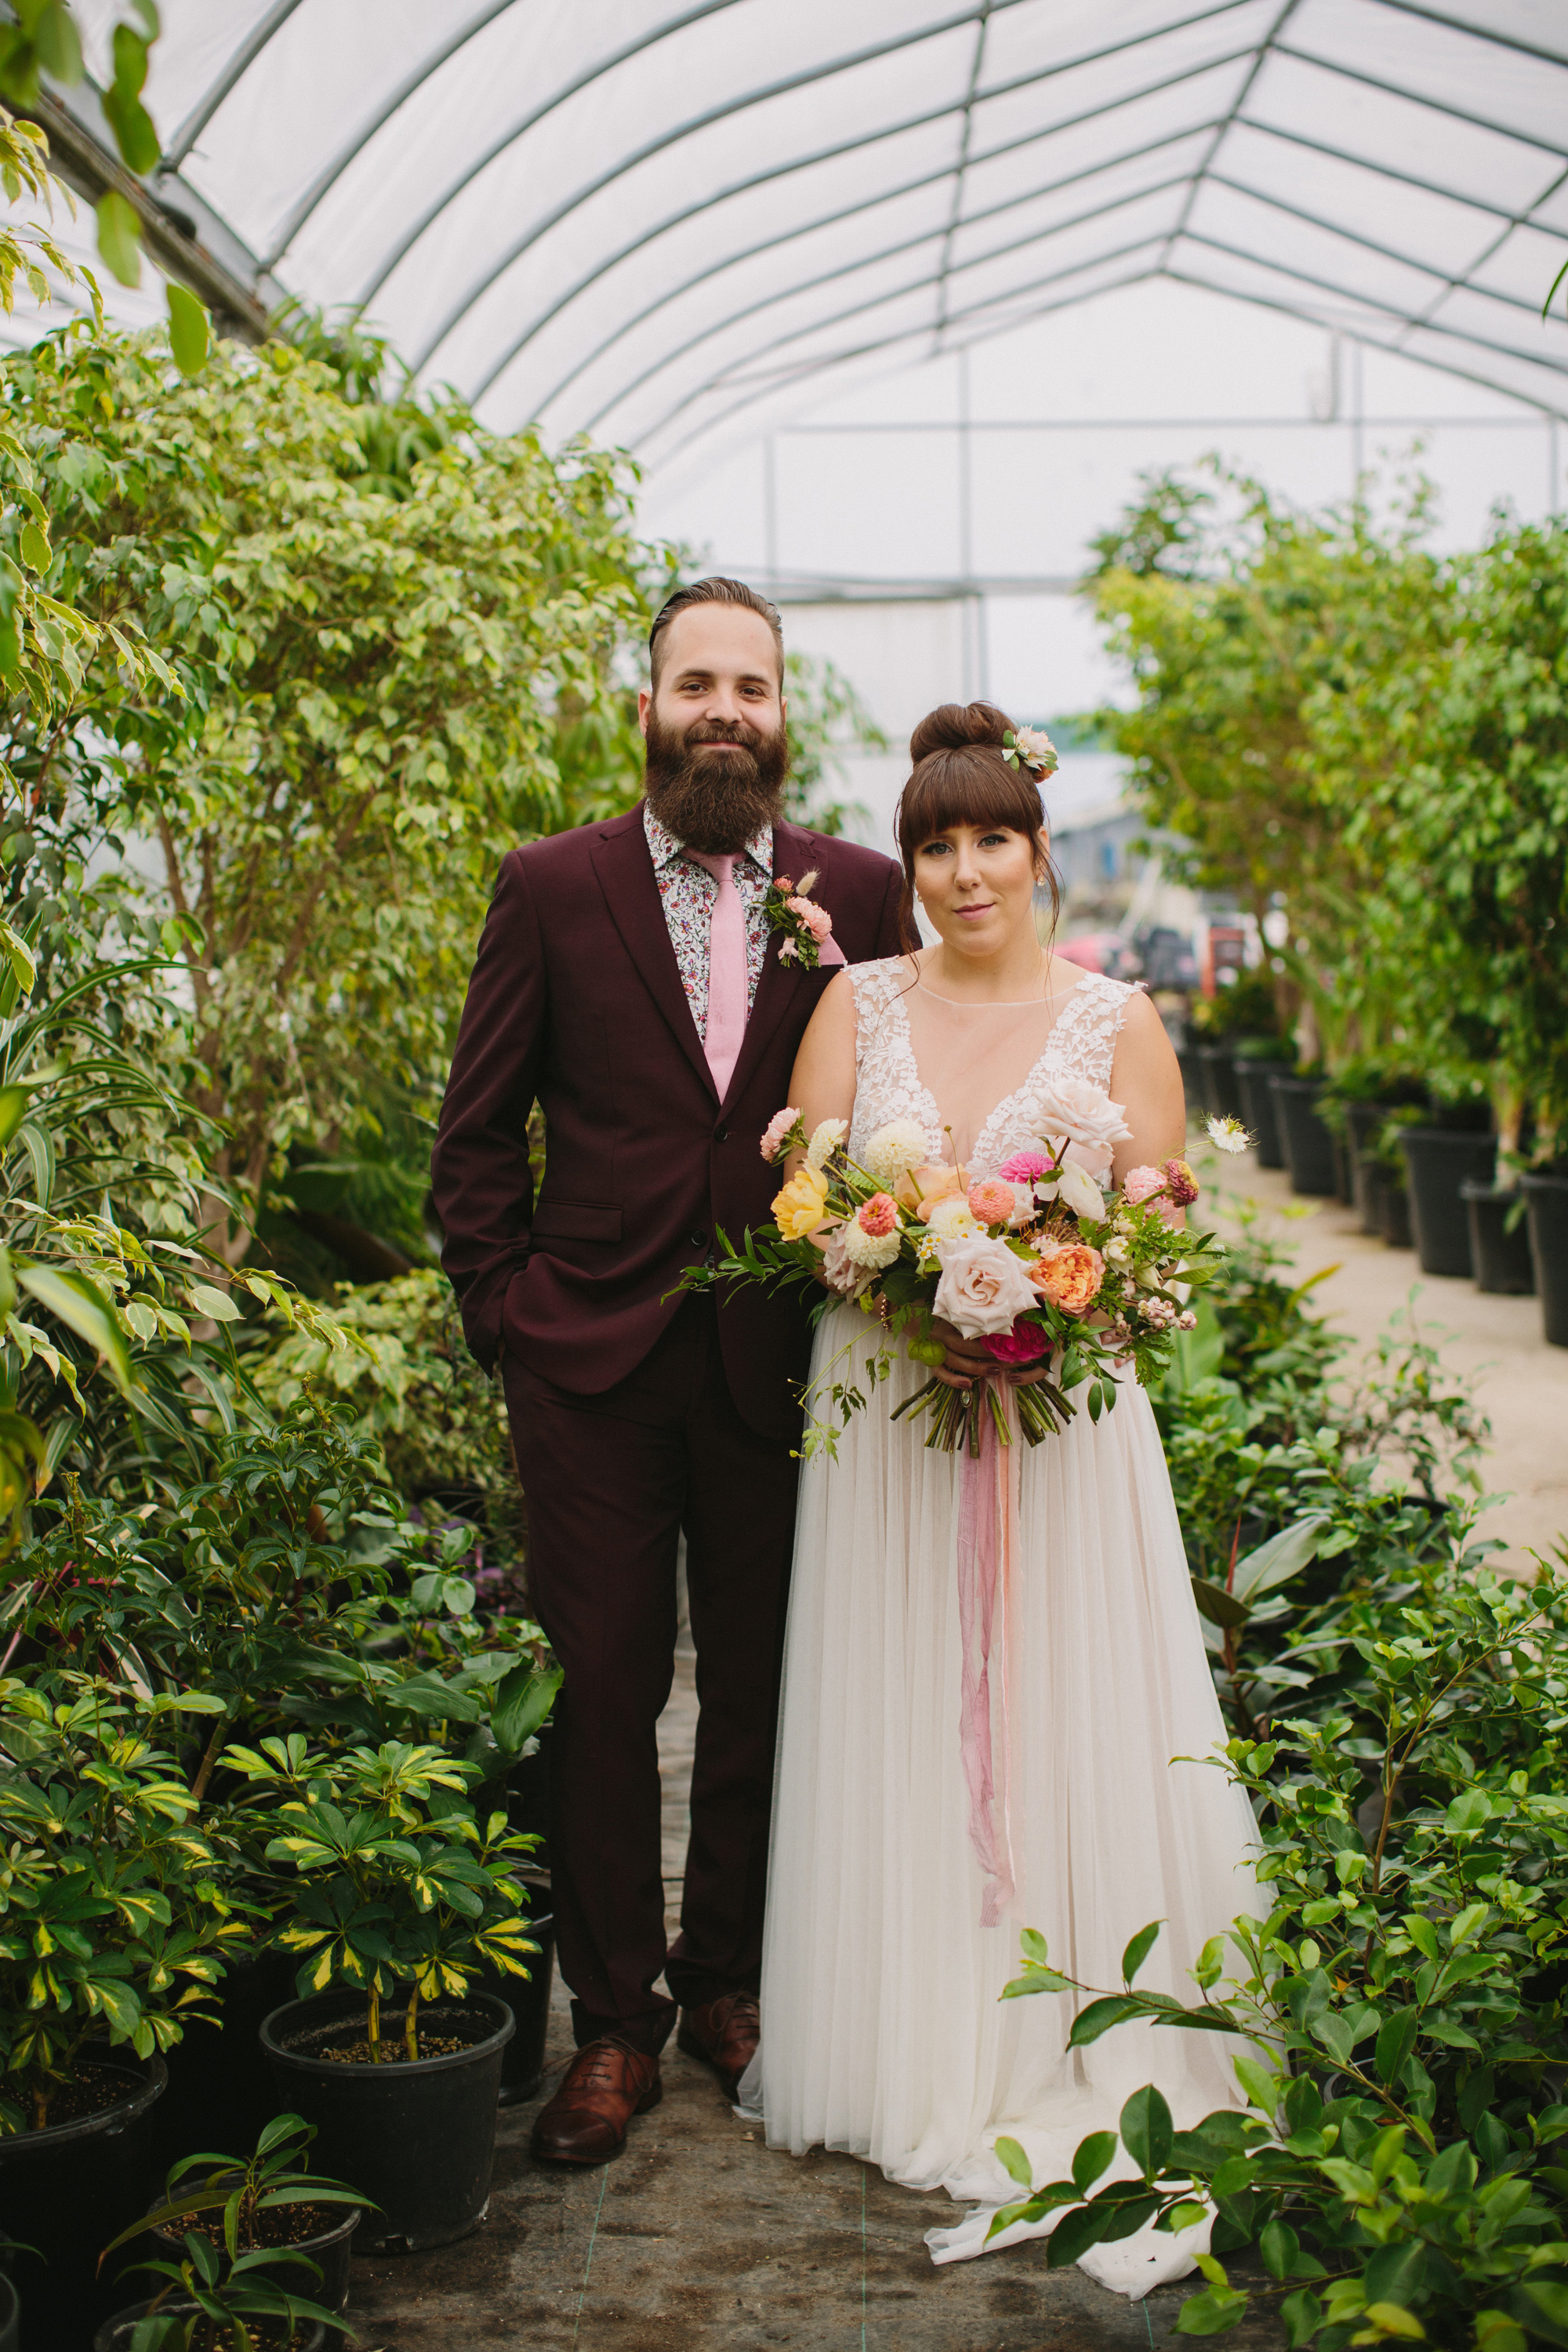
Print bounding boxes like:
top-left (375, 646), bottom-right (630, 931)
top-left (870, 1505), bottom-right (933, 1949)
top-left (677, 1991), bottom-right (760, 2100)
top-left (530, 2035), bottom-right (662, 2165)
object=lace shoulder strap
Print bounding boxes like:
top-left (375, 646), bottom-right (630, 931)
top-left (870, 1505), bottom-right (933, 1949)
top-left (847, 956), bottom-right (913, 1065)
top-left (1047, 974), bottom-right (1142, 1091)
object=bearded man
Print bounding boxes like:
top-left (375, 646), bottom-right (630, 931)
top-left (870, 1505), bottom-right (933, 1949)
top-left (432, 579), bottom-right (902, 2162)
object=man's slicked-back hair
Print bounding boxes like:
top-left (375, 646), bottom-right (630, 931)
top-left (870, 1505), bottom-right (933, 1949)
top-left (648, 576), bottom-right (785, 691)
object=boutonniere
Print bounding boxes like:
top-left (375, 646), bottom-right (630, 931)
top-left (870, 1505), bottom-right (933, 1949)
top-left (766, 869), bottom-right (843, 968)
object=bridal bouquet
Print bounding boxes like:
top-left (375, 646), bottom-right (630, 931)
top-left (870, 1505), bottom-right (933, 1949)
top-left (686, 1088), bottom-right (1236, 1457)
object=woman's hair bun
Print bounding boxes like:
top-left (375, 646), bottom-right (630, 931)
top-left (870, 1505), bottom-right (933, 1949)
top-left (908, 700), bottom-right (1014, 764)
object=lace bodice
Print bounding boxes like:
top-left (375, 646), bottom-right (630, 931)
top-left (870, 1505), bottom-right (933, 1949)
top-left (845, 958), bottom-right (1138, 1181)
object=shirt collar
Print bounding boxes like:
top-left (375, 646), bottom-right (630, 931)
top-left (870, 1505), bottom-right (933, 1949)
top-left (642, 800), bottom-right (774, 877)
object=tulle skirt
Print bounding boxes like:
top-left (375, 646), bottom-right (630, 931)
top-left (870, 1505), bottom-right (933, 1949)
top-left (750, 1304), bottom-right (1261, 2289)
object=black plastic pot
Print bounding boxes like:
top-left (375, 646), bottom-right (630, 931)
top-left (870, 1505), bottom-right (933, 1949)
top-left (0, 2276), bottom-right (16, 2352)
top-left (1399, 1129), bottom-right (1497, 1279)
top-left (1270, 1077), bottom-right (1337, 1196)
top-left (146, 1945), bottom-right (296, 2184)
top-left (0, 2055), bottom-right (166, 2352)
top-left (1234, 1060), bottom-right (1292, 1170)
top-left (1175, 1044), bottom-right (1204, 1119)
top-left (1330, 1131), bottom-right (1354, 1206)
top-left (1196, 1044), bottom-right (1243, 1123)
top-left (1348, 1104), bottom-right (1392, 1232)
top-left (474, 1912), bottom-right (557, 2107)
top-left (1378, 1177), bottom-right (1413, 1250)
top-left (260, 1992), bottom-right (514, 2252)
top-left (1460, 1181), bottom-right (1535, 1297)
top-left (1523, 1170), bottom-right (1568, 1346)
top-left (149, 2187), bottom-right (360, 2316)
top-left (95, 2304), bottom-right (326, 2352)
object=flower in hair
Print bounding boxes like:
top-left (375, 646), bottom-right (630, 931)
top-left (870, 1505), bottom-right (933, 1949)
top-left (1002, 724), bottom-right (1058, 779)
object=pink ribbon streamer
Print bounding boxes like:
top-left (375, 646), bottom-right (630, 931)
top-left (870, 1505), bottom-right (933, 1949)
top-left (956, 1393), bottom-right (1019, 1928)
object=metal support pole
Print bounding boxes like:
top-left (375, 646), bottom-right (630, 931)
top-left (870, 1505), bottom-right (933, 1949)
top-left (958, 347), bottom-right (975, 699)
top-left (763, 436), bottom-right (778, 583)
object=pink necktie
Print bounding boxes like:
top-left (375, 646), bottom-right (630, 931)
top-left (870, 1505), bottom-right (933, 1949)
top-left (688, 850), bottom-right (747, 1098)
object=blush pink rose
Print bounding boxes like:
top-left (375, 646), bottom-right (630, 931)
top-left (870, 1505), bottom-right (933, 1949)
top-left (1121, 1165), bottom-right (1166, 1204)
top-left (932, 1236), bottom-right (1040, 1338)
top-left (967, 1180), bottom-right (1016, 1228)
top-left (821, 1223), bottom-right (873, 1298)
top-left (858, 1192), bottom-right (898, 1237)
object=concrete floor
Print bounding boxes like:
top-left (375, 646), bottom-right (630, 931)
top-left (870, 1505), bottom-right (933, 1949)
top-left (344, 1138), bottom-right (1562, 2350)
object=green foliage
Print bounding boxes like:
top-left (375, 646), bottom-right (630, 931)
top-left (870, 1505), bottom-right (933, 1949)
top-left (782, 649), bottom-right (886, 836)
top-left (0, 1682), bottom-right (249, 2128)
top-left (1090, 466), bottom-right (1568, 1145)
top-left (245, 1271), bottom-right (519, 1559)
top-left (112, 2220), bottom-right (340, 2352)
top-left (104, 2109), bottom-right (363, 2267)
top-left (993, 1533), bottom-right (1568, 2347)
top-left (227, 1733), bottom-right (539, 2061)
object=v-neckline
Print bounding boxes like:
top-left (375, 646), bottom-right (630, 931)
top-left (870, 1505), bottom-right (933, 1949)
top-left (892, 971), bottom-right (1094, 1173)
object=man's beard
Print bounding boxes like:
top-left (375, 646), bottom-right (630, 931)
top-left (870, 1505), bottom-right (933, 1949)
top-left (642, 710), bottom-right (789, 854)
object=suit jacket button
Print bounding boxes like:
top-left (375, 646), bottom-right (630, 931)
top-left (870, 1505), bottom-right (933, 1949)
top-left (690, 1230), bottom-right (706, 1247)
top-left (715, 1125), bottom-right (728, 1143)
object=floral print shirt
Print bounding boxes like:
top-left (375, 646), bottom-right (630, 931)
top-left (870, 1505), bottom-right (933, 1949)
top-left (643, 801), bottom-right (774, 1044)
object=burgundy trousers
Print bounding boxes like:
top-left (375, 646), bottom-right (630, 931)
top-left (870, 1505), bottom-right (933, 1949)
top-left (504, 1293), bottom-right (800, 2054)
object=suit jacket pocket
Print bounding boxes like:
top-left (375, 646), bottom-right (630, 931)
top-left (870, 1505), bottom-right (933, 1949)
top-left (531, 1200), bottom-right (622, 1243)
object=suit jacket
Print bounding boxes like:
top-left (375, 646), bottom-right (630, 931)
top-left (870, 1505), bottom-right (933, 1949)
top-left (431, 806), bottom-right (906, 1441)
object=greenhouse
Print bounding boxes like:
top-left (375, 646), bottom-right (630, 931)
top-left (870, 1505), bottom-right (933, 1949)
top-left (0, 5), bottom-right (1563, 2350)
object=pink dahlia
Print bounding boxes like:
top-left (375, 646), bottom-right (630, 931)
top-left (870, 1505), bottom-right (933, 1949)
top-left (967, 1179), bottom-right (1016, 1229)
top-left (858, 1192), bottom-right (898, 1238)
top-left (998, 1149), bottom-right (1054, 1187)
top-left (786, 895), bottom-right (833, 942)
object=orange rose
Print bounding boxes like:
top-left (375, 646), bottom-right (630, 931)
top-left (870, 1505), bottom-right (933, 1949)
top-left (1029, 1243), bottom-right (1105, 1316)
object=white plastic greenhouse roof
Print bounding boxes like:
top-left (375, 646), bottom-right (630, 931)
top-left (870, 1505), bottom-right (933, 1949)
top-left (64, 0), bottom-right (1568, 463)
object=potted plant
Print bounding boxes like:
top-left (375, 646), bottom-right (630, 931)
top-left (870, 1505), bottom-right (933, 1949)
top-left (1523, 1159), bottom-right (1568, 1345)
top-left (1231, 1039), bottom-right (1295, 1169)
top-left (0, 1682), bottom-right (247, 2350)
top-left (101, 2111), bottom-right (365, 2320)
top-left (1399, 1084), bottom-right (1496, 1279)
top-left (231, 1737), bottom-right (535, 2249)
top-left (1267, 1069), bottom-right (1336, 1196)
top-left (94, 2228), bottom-right (338, 2352)
top-left (1460, 1176), bottom-right (1535, 1295)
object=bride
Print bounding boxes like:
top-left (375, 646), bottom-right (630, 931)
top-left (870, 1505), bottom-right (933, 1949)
top-left (744, 702), bottom-right (1258, 2291)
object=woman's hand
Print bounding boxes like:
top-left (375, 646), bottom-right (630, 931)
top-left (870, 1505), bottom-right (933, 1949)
top-left (929, 1317), bottom-right (1055, 1391)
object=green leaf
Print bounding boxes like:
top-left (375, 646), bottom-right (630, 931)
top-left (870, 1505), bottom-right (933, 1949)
top-left (491, 1661), bottom-right (562, 1756)
top-left (1174, 2286), bottom-right (1249, 2336)
top-left (103, 82), bottom-right (158, 176)
top-left (1449, 1900), bottom-right (1490, 1947)
top-left (0, 1086), bottom-right (28, 1149)
top-left (1120, 2085), bottom-right (1174, 2180)
top-left (1230, 1512), bottom-right (1330, 1602)
top-left (34, 4), bottom-right (84, 82)
top-left (16, 1265), bottom-right (136, 1396)
top-left (95, 190), bottom-right (142, 287)
top-left (1261, 2220), bottom-right (1301, 2281)
top-left (19, 520), bottom-right (49, 574)
top-left (1045, 2202), bottom-right (1113, 2268)
top-left (1122, 1921), bottom-right (1163, 1984)
top-left (1067, 1994), bottom-right (1140, 2047)
top-left (1073, 2132), bottom-right (1118, 2196)
top-left (1191, 1575), bottom-right (1250, 1630)
top-left (1515, 2285), bottom-right (1568, 2350)
top-left (187, 1282), bottom-right (240, 1323)
top-left (1232, 2055), bottom-right (1280, 2116)
top-left (166, 283), bottom-right (209, 379)
top-left (1374, 2007), bottom-right (1418, 2088)
top-left (993, 2135), bottom-right (1033, 2190)
top-left (1444, 1791), bottom-right (1491, 1839)
top-left (1280, 2289), bottom-right (1323, 2349)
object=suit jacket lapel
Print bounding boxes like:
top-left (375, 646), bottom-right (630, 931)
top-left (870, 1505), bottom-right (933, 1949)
top-left (720, 821), bottom-right (828, 1116)
top-left (590, 817), bottom-right (717, 1100)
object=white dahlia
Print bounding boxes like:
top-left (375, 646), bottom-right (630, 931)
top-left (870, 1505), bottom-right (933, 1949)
top-left (806, 1117), bottom-right (849, 1171)
top-left (840, 1218), bottom-right (902, 1271)
top-left (862, 1118), bottom-right (930, 1187)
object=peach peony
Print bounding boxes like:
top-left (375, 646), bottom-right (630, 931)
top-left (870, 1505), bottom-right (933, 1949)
top-left (967, 1179), bottom-right (1017, 1229)
top-left (1120, 1165), bottom-right (1166, 1205)
top-left (772, 1164), bottom-right (830, 1240)
top-left (786, 895), bottom-right (833, 942)
top-left (1029, 1243), bottom-right (1105, 1316)
top-left (858, 1192), bottom-right (898, 1238)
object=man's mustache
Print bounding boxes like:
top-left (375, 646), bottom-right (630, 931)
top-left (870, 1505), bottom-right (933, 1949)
top-left (684, 720), bottom-right (762, 746)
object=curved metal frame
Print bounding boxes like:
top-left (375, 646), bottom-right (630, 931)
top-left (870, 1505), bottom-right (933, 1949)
top-left (528, 120), bottom-right (1221, 429)
top-left (630, 165), bottom-right (1566, 457)
top-left (142, 0), bottom-right (1568, 470)
top-left (470, 29), bottom-right (1261, 408)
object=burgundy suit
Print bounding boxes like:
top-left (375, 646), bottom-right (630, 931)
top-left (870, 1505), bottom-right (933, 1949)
top-left (433, 805), bottom-right (903, 2049)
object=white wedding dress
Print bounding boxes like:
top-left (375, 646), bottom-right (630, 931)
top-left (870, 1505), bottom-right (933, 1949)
top-left (742, 960), bottom-right (1260, 2294)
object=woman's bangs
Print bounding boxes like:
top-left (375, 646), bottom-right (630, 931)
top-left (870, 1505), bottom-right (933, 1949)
top-left (898, 750), bottom-right (1044, 853)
